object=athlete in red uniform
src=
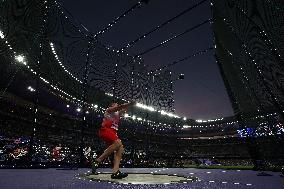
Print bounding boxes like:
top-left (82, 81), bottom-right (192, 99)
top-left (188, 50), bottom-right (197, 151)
top-left (92, 101), bottom-right (135, 179)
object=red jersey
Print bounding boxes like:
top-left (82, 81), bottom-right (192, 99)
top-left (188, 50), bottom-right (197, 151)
top-left (101, 111), bottom-right (120, 130)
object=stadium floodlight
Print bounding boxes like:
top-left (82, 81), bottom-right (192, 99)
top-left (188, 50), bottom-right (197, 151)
top-left (160, 110), bottom-right (166, 115)
top-left (136, 102), bottom-right (156, 112)
top-left (148, 106), bottom-right (155, 111)
top-left (92, 104), bottom-right (98, 108)
top-left (183, 117), bottom-right (187, 121)
top-left (136, 103), bottom-right (144, 108)
top-left (27, 86), bottom-right (35, 92)
top-left (167, 113), bottom-right (174, 117)
top-left (76, 108), bottom-right (81, 112)
top-left (196, 119), bottom-right (207, 123)
top-left (105, 92), bottom-right (113, 97)
top-left (178, 73), bottom-right (185, 80)
top-left (0, 30), bottom-right (4, 39)
top-left (66, 105), bottom-right (70, 108)
top-left (15, 55), bottom-right (26, 65)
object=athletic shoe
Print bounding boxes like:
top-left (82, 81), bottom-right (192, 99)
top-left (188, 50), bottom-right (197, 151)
top-left (111, 170), bottom-right (128, 179)
top-left (91, 160), bottom-right (99, 174)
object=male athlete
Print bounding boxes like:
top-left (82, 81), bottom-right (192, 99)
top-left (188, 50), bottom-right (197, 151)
top-left (92, 101), bottom-right (135, 179)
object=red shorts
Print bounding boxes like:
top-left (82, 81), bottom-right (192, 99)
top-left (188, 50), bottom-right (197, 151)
top-left (99, 128), bottom-right (119, 146)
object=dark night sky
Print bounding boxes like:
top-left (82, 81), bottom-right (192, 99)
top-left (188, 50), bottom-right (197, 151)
top-left (59, 0), bottom-right (234, 120)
